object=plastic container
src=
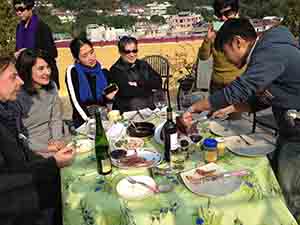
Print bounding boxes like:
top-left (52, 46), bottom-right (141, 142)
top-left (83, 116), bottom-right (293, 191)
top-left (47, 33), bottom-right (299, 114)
top-left (203, 138), bottom-right (218, 163)
top-left (215, 137), bottom-right (225, 157)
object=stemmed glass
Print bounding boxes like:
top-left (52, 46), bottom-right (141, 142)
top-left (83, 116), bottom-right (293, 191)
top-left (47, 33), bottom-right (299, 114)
top-left (153, 90), bottom-right (167, 110)
top-left (180, 94), bottom-right (192, 111)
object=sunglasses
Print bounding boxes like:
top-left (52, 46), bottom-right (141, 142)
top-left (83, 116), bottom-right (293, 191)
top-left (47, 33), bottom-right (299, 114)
top-left (218, 8), bottom-right (236, 19)
top-left (123, 49), bottom-right (138, 54)
top-left (14, 6), bottom-right (29, 12)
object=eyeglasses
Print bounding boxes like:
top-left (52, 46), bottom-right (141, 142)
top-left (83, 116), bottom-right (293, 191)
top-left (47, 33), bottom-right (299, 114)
top-left (123, 49), bottom-right (138, 54)
top-left (14, 6), bottom-right (29, 12)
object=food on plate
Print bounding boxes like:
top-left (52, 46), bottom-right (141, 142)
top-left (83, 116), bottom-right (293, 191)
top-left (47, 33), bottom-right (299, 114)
top-left (119, 155), bottom-right (154, 168)
top-left (114, 138), bottom-right (144, 150)
top-left (185, 169), bottom-right (217, 184)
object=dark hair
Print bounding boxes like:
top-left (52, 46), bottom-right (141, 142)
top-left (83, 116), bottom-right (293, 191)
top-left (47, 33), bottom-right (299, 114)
top-left (213, 0), bottom-right (239, 18)
top-left (0, 56), bottom-right (15, 75)
top-left (69, 37), bottom-right (93, 60)
top-left (16, 49), bottom-right (54, 95)
top-left (13, 0), bottom-right (35, 8)
top-left (118, 36), bottom-right (138, 53)
top-left (214, 18), bottom-right (257, 52)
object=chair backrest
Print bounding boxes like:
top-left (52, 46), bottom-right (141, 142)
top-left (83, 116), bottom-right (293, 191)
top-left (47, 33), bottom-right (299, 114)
top-left (142, 55), bottom-right (170, 78)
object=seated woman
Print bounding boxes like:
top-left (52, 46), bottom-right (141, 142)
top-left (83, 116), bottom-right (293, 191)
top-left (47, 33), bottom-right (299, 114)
top-left (15, 49), bottom-right (65, 155)
top-left (110, 36), bottom-right (162, 113)
top-left (66, 37), bottom-right (117, 128)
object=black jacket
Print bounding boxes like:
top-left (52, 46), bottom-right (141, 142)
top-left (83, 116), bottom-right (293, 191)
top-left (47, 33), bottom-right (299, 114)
top-left (0, 104), bottom-right (60, 225)
top-left (110, 58), bottom-right (162, 113)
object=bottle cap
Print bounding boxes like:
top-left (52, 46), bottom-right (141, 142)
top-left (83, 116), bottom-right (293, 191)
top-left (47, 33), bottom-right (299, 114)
top-left (203, 138), bottom-right (217, 149)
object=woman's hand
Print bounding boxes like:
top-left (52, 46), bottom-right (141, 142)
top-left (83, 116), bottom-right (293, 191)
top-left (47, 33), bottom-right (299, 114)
top-left (48, 139), bottom-right (66, 152)
top-left (105, 89), bottom-right (118, 100)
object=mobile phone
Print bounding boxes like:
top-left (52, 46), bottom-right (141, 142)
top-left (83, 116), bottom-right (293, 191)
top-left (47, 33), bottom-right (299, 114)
top-left (103, 83), bottom-right (118, 95)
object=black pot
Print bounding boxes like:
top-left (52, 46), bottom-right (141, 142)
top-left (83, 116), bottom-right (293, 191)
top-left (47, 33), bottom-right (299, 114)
top-left (127, 122), bottom-right (155, 138)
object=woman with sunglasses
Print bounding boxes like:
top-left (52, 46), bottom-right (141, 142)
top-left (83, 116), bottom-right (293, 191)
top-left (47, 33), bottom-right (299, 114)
top-left (66, 37), bottom-right (118, 128)
top-left (196, 0), bottom-right (245, 119)
top-left (110, 36), bottom-right (162, 113)
top-left (13, 0), bottom-right (60, 89)
top-left (15, 49), bottom-right (66, 157)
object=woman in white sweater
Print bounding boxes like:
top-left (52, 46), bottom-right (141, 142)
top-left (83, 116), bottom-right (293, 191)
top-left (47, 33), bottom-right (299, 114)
top-left (15, 49), bottom-right (65, 156)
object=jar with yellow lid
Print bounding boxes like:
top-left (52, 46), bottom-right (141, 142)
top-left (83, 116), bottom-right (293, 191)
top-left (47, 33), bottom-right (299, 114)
top-left (203, 138), bottom-right (218, 163)
top-left (215, 137), bottom-right (225, 157)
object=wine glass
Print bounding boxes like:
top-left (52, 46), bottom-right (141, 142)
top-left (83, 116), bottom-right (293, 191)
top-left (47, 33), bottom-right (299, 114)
top-left (180, 94), bottom-right (192, 111)
top-left (153, 90), bottom-right (167, 110)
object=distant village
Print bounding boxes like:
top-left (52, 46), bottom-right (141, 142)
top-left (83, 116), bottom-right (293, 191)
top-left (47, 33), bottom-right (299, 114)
top-left (40, 1), bottom-right (283, 42)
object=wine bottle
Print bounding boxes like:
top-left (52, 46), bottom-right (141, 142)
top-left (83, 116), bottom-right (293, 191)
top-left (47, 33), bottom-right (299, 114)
top-left (95, 109), bottom-right (112, 175)
top-left (162, 107), bottom-right (178, 162)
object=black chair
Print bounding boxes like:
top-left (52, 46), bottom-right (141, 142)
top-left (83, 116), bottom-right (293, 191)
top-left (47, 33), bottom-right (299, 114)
top-left (142, 55), bottom-right (171, 91)
top-left (252, 112), bottom-right (278, 136)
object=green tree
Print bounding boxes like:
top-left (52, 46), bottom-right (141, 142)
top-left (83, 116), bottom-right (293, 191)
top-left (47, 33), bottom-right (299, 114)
top-left (0, 0), bottom-right (18, 56)
top-left (150, 15), bottom-right (166, 24)
top-left (281, 0), bottom-right (300, 36)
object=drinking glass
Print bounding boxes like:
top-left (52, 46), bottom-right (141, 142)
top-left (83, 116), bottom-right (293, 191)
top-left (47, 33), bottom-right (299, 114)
top-left (170, 148), bottom-right (185, 171)
top-left (180, 94), bottom-right (192, 111)
top-left (153, 90), bottom-right (167, 110)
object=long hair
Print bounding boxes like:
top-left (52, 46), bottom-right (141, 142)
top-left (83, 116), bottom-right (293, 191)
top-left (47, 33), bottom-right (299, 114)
top-left (16, 49), bottom-right (54, 95)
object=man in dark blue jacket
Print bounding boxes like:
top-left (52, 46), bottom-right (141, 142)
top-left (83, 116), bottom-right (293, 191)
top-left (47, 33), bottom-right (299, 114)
top-left (184, 18), bottom-right (300, 218)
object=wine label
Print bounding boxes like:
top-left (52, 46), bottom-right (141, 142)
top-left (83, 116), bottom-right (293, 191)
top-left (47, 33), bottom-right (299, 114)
top-left (101, 159), bottom-right (112, 173)
top-left (170, 133), bottom-right (178, 150)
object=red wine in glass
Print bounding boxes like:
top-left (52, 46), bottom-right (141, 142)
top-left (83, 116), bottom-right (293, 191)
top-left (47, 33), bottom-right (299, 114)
top-left (190, 134), bottom-right (203, 143)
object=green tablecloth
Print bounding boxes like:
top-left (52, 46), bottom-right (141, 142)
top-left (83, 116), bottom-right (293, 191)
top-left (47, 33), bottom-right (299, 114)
top-left (61, 121), bottom-right (298, 225)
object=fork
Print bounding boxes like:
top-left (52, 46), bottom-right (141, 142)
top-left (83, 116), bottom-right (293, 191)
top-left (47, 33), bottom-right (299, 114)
top-left (126, 176), bottom-right (159, 193)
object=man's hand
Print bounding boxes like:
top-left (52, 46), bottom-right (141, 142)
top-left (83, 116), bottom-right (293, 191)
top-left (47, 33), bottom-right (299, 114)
top-left (53, 146), bottom-right (76, 168)
top-left (212, 105), bottom-right (236, 119)
top-left (206, 23), bottom-right (216, 41)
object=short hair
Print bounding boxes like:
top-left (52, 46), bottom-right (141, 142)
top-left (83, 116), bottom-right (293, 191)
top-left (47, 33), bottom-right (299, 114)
top-left (69, 37), bottom-right (93, 60)
top-left (13, 0), bottom-right (35, 8)
top-left (0, 56), bottom-right (15, 76)
top-left (213, 0), bottom-right (239, 18)
top-left (16, 49), bottom-right (54, 95)
top-left (118, 36), bottom-right (138, 53)
top-left (214, 18), bottom-right (257, 52)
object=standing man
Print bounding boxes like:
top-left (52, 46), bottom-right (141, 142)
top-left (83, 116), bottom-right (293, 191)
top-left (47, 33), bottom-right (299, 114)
top-left (195, 0), bottom-right (245, 119)
top-left (13, 0), bottom-right (60, 89)
top-left (0, 55), bottom-right (75, 225)
top-left (184, 18), bottom-right (300, 218)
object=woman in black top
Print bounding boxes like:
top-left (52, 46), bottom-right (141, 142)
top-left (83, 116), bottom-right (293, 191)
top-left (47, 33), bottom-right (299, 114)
top-left (110, 36), bottom-right (162, 113)
top-left (66, 37), bottom-right (117, 127)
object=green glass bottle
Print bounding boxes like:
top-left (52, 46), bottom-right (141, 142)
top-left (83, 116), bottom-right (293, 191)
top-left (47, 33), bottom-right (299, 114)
top-left (95, 109), bottom-right (112, 175)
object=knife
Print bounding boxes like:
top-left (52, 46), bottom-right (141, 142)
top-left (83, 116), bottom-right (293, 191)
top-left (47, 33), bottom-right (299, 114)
top-left (191, 169), bottom-right (250, 184)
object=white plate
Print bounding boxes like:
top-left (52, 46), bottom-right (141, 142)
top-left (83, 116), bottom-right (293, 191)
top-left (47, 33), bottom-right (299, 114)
top-left (209, 120), bottom-right (251, 137)
top-left (180, 163), bottom-right (242, 197)
top-left (116, 176), bottom-right (156, 200)
top-left (68, 139), bottom-right (94, 154)
top-left (111, 149), bottom-right (162, 169)
top-left (224, 136), bottom-right (276, 157)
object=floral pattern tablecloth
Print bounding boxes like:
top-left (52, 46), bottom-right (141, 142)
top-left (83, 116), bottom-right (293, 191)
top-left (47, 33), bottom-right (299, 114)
top-left (61, 121), bottom-right (298, 225)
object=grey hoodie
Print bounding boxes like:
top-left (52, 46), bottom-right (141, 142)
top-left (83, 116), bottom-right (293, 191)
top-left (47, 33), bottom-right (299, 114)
top-left (210, 25), bottom-right (300, 111)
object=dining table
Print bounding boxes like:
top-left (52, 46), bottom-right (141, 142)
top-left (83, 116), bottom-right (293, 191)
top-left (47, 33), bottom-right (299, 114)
top-left (61, 111), bottom-right (298, 225)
